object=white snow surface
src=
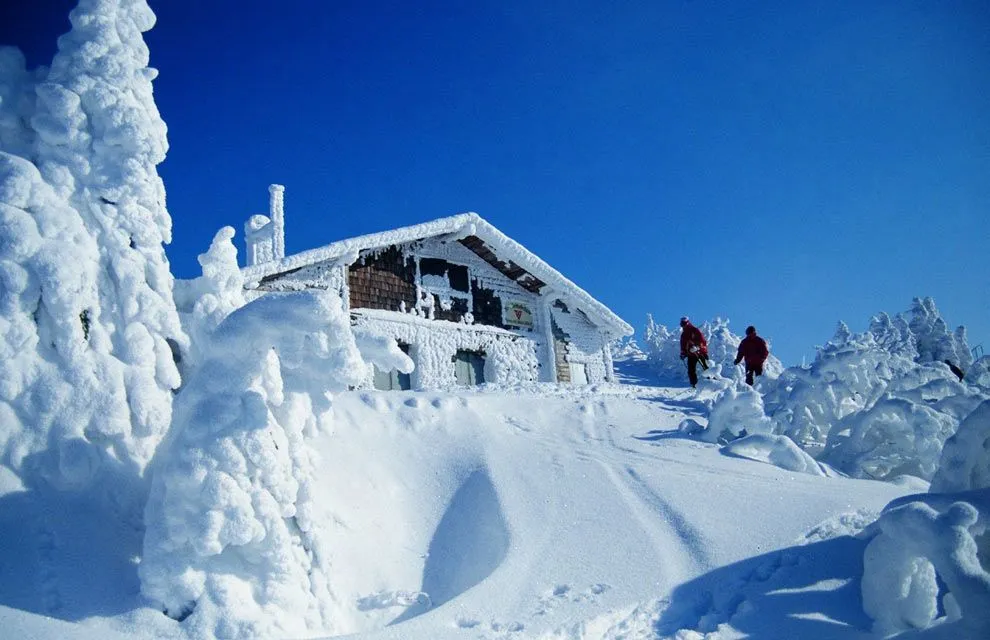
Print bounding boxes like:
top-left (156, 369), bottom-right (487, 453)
top-left (3, 1), bottom-right (990, 637)
top-left (0, 374), bottom-right (931, 639)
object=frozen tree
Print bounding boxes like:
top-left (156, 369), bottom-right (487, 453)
top-left (173, 226), bottom-right (246, 373)
top-left (30, 0), bottom-right (185, 464)
top-left (0, 153), bottom-right (112, 481)
top-left (909, 296), bottom-right (972, 370)
top-left (141, 290), bottom-right (369, 639)
top-left (868, 311), bottom-right (917, 361)
top-left (762, 324), bottom-right (896, 447)
top-left (0, 0), bottom-right (184, 523)
top-left (755, 299), bottom-right (988, 482)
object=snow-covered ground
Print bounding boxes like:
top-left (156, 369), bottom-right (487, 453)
top-left (0, 379), bottom-right (915, 639)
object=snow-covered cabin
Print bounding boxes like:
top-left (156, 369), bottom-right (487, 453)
top-left (241, 185), bottom-right (633, 390)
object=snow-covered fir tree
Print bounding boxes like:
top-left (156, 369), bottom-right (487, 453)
top-left (0, 0), bottom-right (183, 511)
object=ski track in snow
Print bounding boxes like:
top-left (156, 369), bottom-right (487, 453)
top-left (598, 461), bottom-right (709, 583)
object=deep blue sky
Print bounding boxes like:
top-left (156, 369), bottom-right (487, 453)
top-left (4, 1), bottom-right (989, 366)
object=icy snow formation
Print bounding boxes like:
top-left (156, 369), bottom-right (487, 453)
top-left (353, 309), bottom-right (539, 388)
top-left (140, 290), bottom-right (367, 639)
top-left (862, 497), bottom-right (990, 637)
top-left (173, 226), bottom-right (246, 373)
top-left (722, 433), bottom-right (832, 476)
top-left (703, 382), bottom-right (774, 443)
top-left (756, 302), bottom-right (987, 481)
top-left (931, 400), bottom-right (990, 493)
top-left (0, 0), bottom-right (184, 504)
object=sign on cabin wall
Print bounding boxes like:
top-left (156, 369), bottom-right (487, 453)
top-left (503, 301), bottom-right (533, 328)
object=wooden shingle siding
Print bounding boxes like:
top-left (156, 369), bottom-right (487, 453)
top-left (550, 314), bottom-right (571, 382)
top-left (348, 246), bottom-right (417, 312)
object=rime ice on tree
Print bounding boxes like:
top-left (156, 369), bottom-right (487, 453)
top-left (0, 0), bottom-right (184, 505)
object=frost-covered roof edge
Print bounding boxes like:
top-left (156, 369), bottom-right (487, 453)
top-left (241, 212), bottom-right (633, 337)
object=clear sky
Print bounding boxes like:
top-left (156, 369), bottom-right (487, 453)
top-left (3, 0), bottom-right (989, 366)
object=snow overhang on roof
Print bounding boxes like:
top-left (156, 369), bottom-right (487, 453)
top-left (241, 212), bottom-right (634, 337)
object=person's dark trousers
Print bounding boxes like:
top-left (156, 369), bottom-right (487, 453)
top-left (687, 355), bottom-right (700, 387)
top-left (745, 363), bottom-right (763, 386)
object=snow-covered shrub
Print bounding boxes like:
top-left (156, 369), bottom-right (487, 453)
top-left (141, 290), bottom-right (368, 639)
top-left (757, 300), bottom-right (989, 483)
top-left (862, 499), bottom-right (990, 637)
top-left (703, 382), bottom-right (774, 443)
top-left (824, 395), bottom-right (959, 482)
top-left (763, 324), bottom-right (904, 448)
top-left (641, 315), bottom-right (784, 382)
top-left (931, 401), bottom-right (990, 493)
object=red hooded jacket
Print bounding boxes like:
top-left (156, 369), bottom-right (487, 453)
top-left (680, 323), bottom-right (708, 358)
top-left (736, 334), bottom-right (769, 367)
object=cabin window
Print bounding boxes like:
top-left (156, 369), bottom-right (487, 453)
top-left (420, 258), bottom-right (469, 293)
top-left (452, 350), bottom-right (485, 386)
top-left (373, 343), bottom-right (412, 390)
top-left (420, 258), bottom-right (447, 278)
top-left (447, 264), bottom-right (469, 292)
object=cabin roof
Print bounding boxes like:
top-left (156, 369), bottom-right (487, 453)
top-left (242, 212), bottom-right (633, 336)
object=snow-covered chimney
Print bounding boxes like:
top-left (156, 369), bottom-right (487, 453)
top-left (269, 184), bottom-right (285, 261)
top-left (244, 184), bottom-right (285, 266)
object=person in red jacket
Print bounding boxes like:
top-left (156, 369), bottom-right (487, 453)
top-left (679, 317), bottom-right (708, 388)
top-left (734, 325), bottom-right (769, 386)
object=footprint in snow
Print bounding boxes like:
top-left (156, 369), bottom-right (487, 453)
top-left (455, 616), bottom-right (480, 629)
top-left (534, 583), bottom-right (610, 615)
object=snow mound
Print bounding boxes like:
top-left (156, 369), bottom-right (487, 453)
top-left (722, 433), bottom-right (833, 477)
top-left (703, 383), bottom-right (773, 443)
top-left (862, 495), bottom-right (990, 637)
top-left (930, 400), bottom-right (990, 493)
top-left (391, 468), bottom-right (510, 623)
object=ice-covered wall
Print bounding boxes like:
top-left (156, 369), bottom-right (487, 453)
top-left (404, 238), bottom-right (610, 385)
top-left (353, 309), bottom-right (540, 389)
top-left (550, 302), bottom-right (612, 384)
